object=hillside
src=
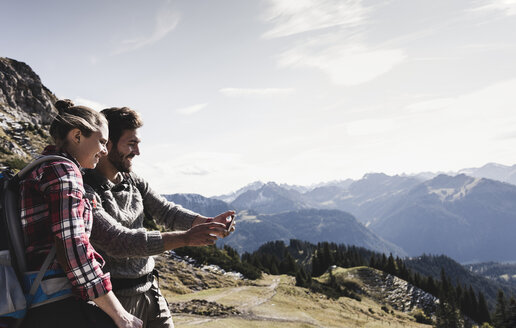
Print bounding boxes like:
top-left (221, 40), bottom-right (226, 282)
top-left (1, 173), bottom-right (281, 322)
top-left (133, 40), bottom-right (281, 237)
top-left (0, 57), bottom-right (55, 169)
top-left (317, 266), bottom-right (437, 314)
top-left (466, 262), bottom-right (516, 289)
top-left (156, 251), bottom-right (432, 327)
top-left (405, 254), bottom-right (516, 309)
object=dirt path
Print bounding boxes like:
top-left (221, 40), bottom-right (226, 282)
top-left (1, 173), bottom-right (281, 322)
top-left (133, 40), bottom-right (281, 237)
top-left (178, 276), bottom-right (324, 327)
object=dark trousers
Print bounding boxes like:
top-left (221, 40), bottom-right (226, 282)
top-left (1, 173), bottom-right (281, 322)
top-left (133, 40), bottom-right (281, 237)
top-left (18, 297), bottom-right (116, 328)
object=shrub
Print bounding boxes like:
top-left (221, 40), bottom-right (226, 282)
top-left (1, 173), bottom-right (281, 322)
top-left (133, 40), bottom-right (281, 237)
top-left (6, 157), bottom-right (28, 170)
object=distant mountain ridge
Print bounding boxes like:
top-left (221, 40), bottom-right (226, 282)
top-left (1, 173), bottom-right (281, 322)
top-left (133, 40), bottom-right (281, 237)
top-left (370, 174), bottom-right (516, 262)
top-left (163, 193), bottom-right (231, 217)
top-left (183, 172), bottom-right (516, 263)
top-left (164, 190), bottom-right (405, 256)
top-left (230, 182), bottom-right (309, 214)
top-left (214, 162), bottom-right (516, 203)
top-left (458, 162), bottom-right (516, 186)
top-left (219, 209), bottom-right (406, 256)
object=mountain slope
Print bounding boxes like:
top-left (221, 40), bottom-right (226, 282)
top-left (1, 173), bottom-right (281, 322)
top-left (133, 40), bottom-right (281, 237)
top-left (219, 209), bottom-right (406, 256)
top-left (230, 182), bottom-right (309, 214)
top-left (371, 174), bottom-right (516, 262)
top-left (405, 254), bottom-right (516, 308)
top-left (163, 193), bottom-right (232, 217)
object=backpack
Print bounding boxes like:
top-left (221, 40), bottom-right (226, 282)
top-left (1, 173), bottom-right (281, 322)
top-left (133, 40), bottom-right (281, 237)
top-left (1, 156), bottom-right (73, 321)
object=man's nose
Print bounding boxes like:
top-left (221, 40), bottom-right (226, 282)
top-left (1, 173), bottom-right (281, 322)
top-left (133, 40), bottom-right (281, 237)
top-left (132, 144), bottom-right (140, 156)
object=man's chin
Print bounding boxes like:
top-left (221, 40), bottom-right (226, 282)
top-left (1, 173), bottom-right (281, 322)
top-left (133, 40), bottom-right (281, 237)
top-left (122, 161), bottom-right (133, 173)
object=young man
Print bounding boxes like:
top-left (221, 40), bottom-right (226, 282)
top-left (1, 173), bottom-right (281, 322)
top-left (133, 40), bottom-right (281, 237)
top-left (84, 107), bottom-right (234, 328)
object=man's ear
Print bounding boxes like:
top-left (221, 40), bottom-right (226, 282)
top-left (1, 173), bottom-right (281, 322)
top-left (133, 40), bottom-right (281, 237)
top-left (107, 140), bottom-right (113, 152)
top-left (68, 128), bottom-right (82, 145)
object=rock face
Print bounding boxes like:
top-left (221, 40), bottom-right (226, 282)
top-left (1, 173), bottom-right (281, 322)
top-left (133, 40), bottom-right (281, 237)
top-left (0, 57), bottom-right (56, 167)
top-left (334, 266), bottom-right (437, 314)
top-left (0, 57), bottom-right (57, 125)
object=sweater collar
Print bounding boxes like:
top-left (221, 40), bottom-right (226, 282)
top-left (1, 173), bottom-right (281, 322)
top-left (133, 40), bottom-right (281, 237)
top-left (85, 168), bottom-right (131, 192)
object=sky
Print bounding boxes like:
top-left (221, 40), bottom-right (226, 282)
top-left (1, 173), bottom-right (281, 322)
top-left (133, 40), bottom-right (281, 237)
top-left (2, 0), bottom-right (516, 196)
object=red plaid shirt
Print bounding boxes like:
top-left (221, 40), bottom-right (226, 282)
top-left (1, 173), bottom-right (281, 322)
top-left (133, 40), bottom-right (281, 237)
top-left (20, 146), bottom-right (112, 300)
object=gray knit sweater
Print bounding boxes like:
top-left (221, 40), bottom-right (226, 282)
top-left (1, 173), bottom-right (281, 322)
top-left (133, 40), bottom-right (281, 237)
top-left (84, 169), bottom-right (199, 296)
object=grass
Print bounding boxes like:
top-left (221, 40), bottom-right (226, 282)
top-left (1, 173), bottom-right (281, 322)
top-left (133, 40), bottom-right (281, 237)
top-left (166, 273), bottom-right (432, 328)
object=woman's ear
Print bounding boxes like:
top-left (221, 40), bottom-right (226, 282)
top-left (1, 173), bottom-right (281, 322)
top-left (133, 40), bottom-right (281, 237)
top-left (68, 128), bottom-right (82, 145)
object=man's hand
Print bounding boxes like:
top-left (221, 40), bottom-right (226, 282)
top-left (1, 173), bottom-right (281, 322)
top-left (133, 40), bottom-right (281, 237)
top-left (183, 221), bottom-right (227, 246)
top-left (212, 210), bottom-right (236, 233)
top-left (162, 221), bottom-right (227, 250)
top-left (193, 210), bottom-right (236, 237)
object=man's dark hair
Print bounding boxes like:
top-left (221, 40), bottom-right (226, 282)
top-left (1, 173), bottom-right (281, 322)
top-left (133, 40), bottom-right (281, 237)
top-left (100, 107), bottom-right (143, 145)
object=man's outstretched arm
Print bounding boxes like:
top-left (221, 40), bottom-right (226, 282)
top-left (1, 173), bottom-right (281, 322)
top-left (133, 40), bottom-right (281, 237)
top-left (91, 205), bottom-right (228, 257)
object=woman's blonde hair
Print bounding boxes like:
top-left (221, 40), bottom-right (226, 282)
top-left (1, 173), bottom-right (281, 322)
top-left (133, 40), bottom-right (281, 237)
top-left (49, 99), bottom-right (107, 145)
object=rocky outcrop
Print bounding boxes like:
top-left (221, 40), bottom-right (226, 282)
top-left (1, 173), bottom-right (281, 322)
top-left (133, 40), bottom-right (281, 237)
top-left (0, 57), bottom-right (56, 167)
top-left (153, 251), bottom-right (244, 295)
top-left (0, 57), bottom-right (57, 125)
top-left (169, 299), bottom-right (241, 316)
top-left (339, 266), bottom-right (437, 314)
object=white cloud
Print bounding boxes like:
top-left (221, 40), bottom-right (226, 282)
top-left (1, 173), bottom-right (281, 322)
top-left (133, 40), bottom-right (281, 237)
top-left (472, 0), bottom-right (516, 16)
top-left (402, 79), bottom-right (516, 141)
top-left (133, 149), bottom-right (251, 195)
top-left (262, 0), bottom-right (368, 39)
top-left (219, 87), bottom-right (295, 97)
top-left (278, 41), bottom-right (406, 86)
top-left (345, 118), bottom-right (398, 137)
top-left (73, 97), bottom-right (108, 111)
top-left (114, 5), bottom-right (180, 55)
top-left (179, 165), bottom-right (210, 176)
top-left (406, 98), bottom-right (456, 113)
top-left (175, 103), bottom-right (207, 115)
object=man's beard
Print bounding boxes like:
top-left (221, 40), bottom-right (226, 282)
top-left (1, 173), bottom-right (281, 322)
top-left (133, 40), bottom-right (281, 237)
top-left (108, 146), bottom-right (134, 173)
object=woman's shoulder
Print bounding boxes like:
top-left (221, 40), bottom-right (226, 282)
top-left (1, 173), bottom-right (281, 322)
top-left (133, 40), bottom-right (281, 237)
top-left (28, 158), bottom-right (84, 191)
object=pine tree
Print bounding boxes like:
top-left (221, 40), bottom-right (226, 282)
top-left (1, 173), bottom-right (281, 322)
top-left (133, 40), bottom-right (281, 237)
top-left (386, 253), bottom-right (396, 275)
top-left (270, 261), bottom-right (279, 275)
top-left (506, 297), bottom-right (516, 328)
top-left (295, 267), bottom-right (311, 287)
top-left (493, 290), bottom-right (507, 328)
top-left (477, 292), bottom-right (491, 325)
top-left (435, 299), bottom-right (464, 328)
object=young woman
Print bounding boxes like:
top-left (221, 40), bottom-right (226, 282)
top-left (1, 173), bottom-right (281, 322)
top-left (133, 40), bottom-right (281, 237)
top-left (19, 100), bottom-right (142, 328)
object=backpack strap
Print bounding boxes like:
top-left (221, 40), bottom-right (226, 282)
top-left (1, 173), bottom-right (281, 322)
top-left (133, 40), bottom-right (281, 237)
top-left (17, 155), bottom-right (73, 179)
top-left (6, 155), bottom-right (74, 275)
top-left (27, 245), bottom-right (56, 301)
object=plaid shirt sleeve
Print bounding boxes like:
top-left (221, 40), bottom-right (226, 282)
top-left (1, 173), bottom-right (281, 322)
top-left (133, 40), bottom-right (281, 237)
top-left (41, 161), bottom-right (112, 300)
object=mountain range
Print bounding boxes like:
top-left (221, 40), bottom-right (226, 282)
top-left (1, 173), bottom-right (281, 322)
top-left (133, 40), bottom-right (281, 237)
top-left (162, 193), bottom-right (404, 256)
top-left (177, 171), bottom-right (516, 263)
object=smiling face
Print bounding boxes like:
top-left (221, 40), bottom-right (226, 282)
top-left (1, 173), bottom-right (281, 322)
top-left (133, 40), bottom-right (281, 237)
top-left (68, 123), bottom-right (109, 169)
top-left (107, 128), bottom-right (141, 173)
